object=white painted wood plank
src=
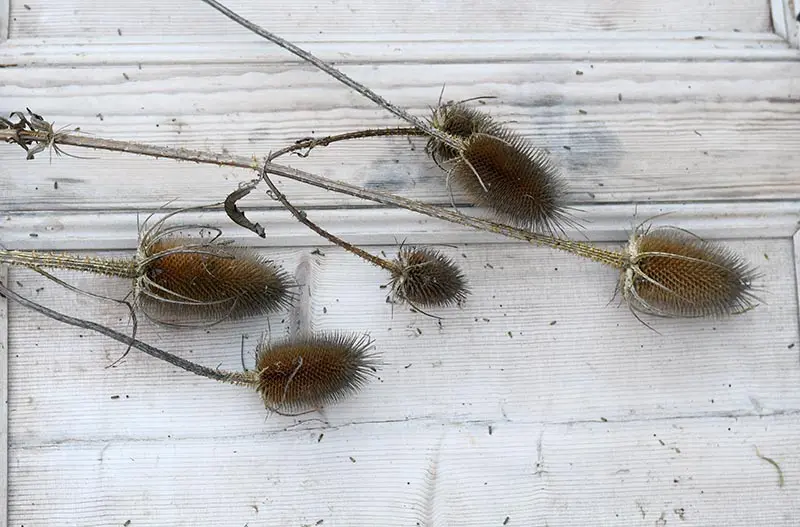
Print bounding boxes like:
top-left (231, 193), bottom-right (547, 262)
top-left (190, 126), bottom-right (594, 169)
top-left (772, 0), bottom-right (800, 47)
top-left (6, 239), bottom-right (797, 446)
top-left (0, 0), bottom-right (8, 42)
top-left (1, 33), bottom-right (795, 66)
top-left (0, 266), bottom-right (7, 527)
top-left (794, 227), bottom-right (800, 328)
top-left (8, 417), bottom-right (800, 525)
top-left (1, 61), bottom-right (799, 211)
top-left (2, 201), bottom-right (799, 251)
top-left (7, 0), bottom-right (772, 41)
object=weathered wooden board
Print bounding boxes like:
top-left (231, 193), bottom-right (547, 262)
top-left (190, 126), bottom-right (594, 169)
top-left (1, 60), bottom-right (800, 211)
top-left (7, 0), bottom-right (772, 40)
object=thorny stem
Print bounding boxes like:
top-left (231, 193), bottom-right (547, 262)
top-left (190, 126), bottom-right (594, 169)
top-left (198, 0), bottom-right (461, 150)
top-left (0, 279), bottom-right (259, 388)
top-left (0, 126), bottom-right (626, 269)
top-left (0, 250), bottom-right (138, 278)
top-left (260, 162), bottom-right (398, 273)
top-left (268, 127), bottom-right (424, 161)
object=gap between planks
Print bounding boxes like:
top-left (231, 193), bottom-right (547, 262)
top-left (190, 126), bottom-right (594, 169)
top-left (0, 265), bottom-right (8, 527)
top-left (1, 200), bottom-right (798, 251)
top-left (771, 0), bottom-right (800, 47)
top-left (0, 32), bottom-right (797, 66)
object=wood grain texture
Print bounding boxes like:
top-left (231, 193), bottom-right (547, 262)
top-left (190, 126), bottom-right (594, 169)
top-left (0, 0), bottom-right (8, 42)
top-left (6, 239), bottom-right (797, 444)
top-left (7, 0), bottom-right (772, 41)
top-left (7, 418), bottom-right (800, 525)
top-left (4, 236), bottom-right (799, 524)
top-left (772, 0), bottom-right (800, 47)
top-left (2, 33), bottom-right (795, 66)
top-left (0, 266), bottom-right (7, 527)
top-left (2, 201), bottom-right (800, 251)
top-left (1, 61), bottom-right (800, 212)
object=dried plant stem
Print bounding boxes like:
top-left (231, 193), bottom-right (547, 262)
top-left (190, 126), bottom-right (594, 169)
top-left (268, 127), bottom-right (423, 161)
top-left (0, 278), bottom-right (258, 387)
top-left (0, 250), bottom-right (137, 278)
top-left (0, 126), bottom-right (625, 268)
top-left (198, 0), bottom-right (459, 150)
top-left (260, 164), bottom-right (397, 273)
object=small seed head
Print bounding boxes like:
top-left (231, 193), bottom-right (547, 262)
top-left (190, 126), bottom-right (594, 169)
top-left (255, 332), bottom-right (379, 411)
top-left (621, 226), bottom-right (760, 318)
top-left (426, 101), bottom-right (500, 163)
top-left (389, 246), bottom-right (469, 308)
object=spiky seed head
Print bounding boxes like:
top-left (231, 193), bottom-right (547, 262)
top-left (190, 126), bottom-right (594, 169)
top-left (136, 238), bottom-right (294, 324)
top-left (621, 226), bottom-right (760, 318)
top-left (426, 101), bottom-right (501, 163)
top-left (255, 332), bottom-right (379, 411)
top-left (452, 130), bottom-right (571, 235)
top-left (389, 246), bottom-right (469, 308)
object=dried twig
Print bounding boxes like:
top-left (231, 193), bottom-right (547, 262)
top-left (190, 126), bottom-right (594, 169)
top-left (0, 114), bottom-right (612, 265)
top-left (198, 0), bottom-right (458, 149)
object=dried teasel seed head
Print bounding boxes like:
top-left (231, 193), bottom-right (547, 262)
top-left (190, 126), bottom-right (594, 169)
top-left (621, 226), bottom-right (760, 318)
top-left (136, 237), bottom-right (294, 325)
top-left (452, 130), bottom-right (572, 235)
top-left (255, 332), bottom-right (379, 411)
top-left (389, 246), bottom-right (469, 309)
top-left (426, 101), bottom-right (501, 163)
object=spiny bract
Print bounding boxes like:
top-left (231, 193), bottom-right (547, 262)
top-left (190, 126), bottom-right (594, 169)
top-left (621, 226), bottom-right (760, 318)
top-left (255, 332), bottom-right (379, 411)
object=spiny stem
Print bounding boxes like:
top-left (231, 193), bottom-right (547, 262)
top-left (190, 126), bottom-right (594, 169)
top-left (260, 162), bottom-right (397, 273)
top-left (198, 0), bottom-right (460, 150)
top-left (0, 250), bottom-right (138, 278)
top-left (0, 278), bottom-right (259, 388)
top-left (268, 127), bottom-right (424, 161)
top-left (0, 126), bottom-right (625, 268)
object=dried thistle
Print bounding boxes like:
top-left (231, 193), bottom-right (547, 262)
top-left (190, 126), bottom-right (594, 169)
top-left (254, 332), bottom-right (379, 412)
top-left (0, 112), bottom-right (761, 321)
top-left (0, 282), bottom-right (378, 414)
top-left (197, 2), bottom-right (575, 235)
top-left (260, 167), bottom-right (469, 312)
top-left (389, 245), bottom-right (468, 309)
top-left (0, 204), bottom-right (294, 326)
top-left (619, 225), bottom-right (760, 319)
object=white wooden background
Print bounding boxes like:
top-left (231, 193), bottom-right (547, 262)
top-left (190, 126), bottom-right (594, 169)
top-left (2, 1), bottom-right (800, 525)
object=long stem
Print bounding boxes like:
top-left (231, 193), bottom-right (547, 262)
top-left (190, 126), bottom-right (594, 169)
top-left (0, 250), bottom-right (138, 278)
top-left (198, 0), bottom-right (459, 150)
top-left (260, 163), bottom-right (397, 272)
top-left (0, 127), bottom-right (626, 268)
top-left (0, 279), bottom-right (258, 388)
top-left (268, 127), bottom-right (423, 161)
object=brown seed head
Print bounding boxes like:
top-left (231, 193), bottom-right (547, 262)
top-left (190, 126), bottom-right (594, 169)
top-left (255, 332), bottom-right (379, 411)
top-left (136, 237), bottom-right (294, 324)
top-left (426, 101), bottom-right (500, 163)
top-left (622, 226), bottom-right (760, 318)
top-left (453, 130), bottom-right (571, 235)
top-left (389, 246), bottom-right (469, 309)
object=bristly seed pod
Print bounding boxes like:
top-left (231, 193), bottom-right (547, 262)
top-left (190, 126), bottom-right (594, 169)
top-left (426, 101), bottom-right (574, 236)
top-left (426, 101), bottom-right (501, 164)
top-left (389, 246), bottom-right (469, 309)
top-left (136, 238), bottom-right (294, 325)
top-left (255, 332), bottom-right (379, 412)
top-left (621, 226), bottom-right (760, 318)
